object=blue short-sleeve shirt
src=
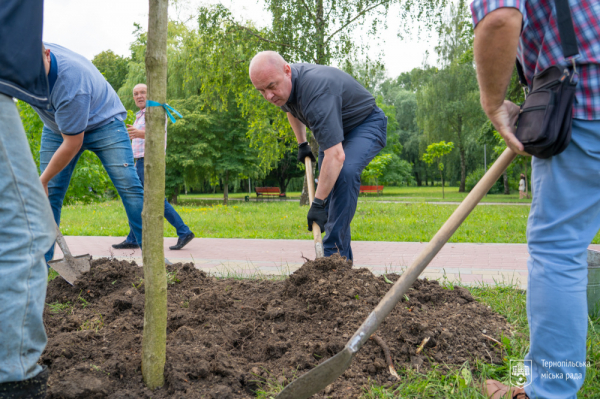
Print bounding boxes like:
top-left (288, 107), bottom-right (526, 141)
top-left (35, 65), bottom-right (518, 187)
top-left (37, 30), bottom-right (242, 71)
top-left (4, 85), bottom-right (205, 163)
top-left (31, 43), bottom-right (126, 135)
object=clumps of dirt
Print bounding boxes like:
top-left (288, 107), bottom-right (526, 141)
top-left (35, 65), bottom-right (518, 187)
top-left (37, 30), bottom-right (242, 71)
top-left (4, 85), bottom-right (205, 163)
top-left (42, 255), bottom-right (511, 398)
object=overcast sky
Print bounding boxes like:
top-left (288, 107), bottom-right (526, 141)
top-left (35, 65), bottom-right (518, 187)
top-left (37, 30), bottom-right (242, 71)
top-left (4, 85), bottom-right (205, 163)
top-left (42, 0), bottom-right (438, 79)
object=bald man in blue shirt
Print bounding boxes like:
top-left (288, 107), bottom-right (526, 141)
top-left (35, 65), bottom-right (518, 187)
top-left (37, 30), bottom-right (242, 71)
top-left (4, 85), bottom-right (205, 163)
top-left (30, 43), bottom-right (145, 263)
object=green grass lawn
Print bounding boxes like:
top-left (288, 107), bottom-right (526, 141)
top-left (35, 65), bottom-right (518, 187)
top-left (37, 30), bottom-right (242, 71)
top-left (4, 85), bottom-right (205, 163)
top-left (256, 281), bottom-right (600, 398)
top-left (181, 186), bottom-right (532, 204)
top-left (59, 199), bottom-right (537, 243)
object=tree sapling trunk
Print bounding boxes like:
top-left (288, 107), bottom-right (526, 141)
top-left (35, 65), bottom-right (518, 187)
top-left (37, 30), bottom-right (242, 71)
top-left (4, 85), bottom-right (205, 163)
top-left (224, 170), bottom-right (229, 205)
top-left (141, 0), bottom-right (168, 390)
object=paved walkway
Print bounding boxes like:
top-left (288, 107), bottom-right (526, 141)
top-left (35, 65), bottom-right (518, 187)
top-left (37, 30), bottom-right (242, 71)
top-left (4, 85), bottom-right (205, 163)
top-left (189, 197), bottom-right (532, 206)
top-left (55, 236), bottom-right (600, 289)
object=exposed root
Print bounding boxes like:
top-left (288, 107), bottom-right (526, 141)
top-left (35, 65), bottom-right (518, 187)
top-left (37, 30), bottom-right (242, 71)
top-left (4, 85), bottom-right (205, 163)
top-left (482, 334), bottom-right (503, 347)
top-left (415, 337), bottom-right (430, 354)
top-left (370, 334), bottom-right (400, 380)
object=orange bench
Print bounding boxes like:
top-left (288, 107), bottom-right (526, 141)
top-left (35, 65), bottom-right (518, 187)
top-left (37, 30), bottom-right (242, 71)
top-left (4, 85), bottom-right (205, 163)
top-left (359, 185), bottom-right (384, 195)
top-left (255, 187), bottom-right (286, 198)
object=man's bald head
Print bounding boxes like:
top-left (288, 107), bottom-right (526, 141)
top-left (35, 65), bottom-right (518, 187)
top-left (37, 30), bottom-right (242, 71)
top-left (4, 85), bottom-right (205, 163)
top-left (249, 51), bottom-right (287, 76)
top-left (133, 83), bottom-right (147, 110)
top-left (133, 83), bottom-right (147, 92)
top-left (249, 51), bottom-right (293, 107)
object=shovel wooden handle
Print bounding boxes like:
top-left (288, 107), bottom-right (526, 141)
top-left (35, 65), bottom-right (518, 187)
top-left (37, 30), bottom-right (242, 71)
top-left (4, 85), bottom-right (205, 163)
top-left (54, 223), bottom-right (74, 260)
top-left (305, 157), bottom-right (324, 258)
top-left (346, 147), bottom-right (518, 352)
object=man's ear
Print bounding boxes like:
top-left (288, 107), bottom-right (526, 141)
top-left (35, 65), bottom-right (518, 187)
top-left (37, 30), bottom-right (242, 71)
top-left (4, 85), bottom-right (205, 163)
top-left (284, 63), bottom-right (291, 76)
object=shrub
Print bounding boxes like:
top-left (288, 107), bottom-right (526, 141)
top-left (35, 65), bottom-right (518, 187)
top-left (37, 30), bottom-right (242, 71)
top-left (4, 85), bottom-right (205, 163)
top-left (465, 167), bottom-right (503, 194)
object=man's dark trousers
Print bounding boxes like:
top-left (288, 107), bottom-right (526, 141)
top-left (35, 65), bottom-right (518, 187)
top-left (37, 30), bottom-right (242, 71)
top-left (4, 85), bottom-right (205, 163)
top-left (318, 107), bottom-right (387, 261)
top-left (124, 157), bottom-right (191, 244)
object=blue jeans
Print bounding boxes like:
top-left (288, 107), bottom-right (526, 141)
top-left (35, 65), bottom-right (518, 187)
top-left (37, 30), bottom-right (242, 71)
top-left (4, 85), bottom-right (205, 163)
top-left (124, 157), bottom-right (191, 244)
top-left (0, 94), bottom-right (56, 383)
top-left (318, 107), bottom-right (387, 261)
top-left (40, 119), bottom-right (144, 262)
top-left (524, 119), bottom-right (600, 398)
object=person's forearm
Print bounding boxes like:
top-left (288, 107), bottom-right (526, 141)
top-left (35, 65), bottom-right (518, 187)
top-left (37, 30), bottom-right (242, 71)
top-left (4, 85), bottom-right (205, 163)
top-left (287, 112), bottom-right (307, 143)
top-left (40, 136), bottom-right (83, 185)
top-left (474, 8), bottom-right (522, 114)
top-left (314, 144), bottom-right (345, 200)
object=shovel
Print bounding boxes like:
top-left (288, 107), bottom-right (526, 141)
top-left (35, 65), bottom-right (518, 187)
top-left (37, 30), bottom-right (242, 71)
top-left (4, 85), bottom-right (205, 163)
top-left (47, 223), bottom-right (91, 285)
top-left (277, 148), bottom-right (517, 399)
top-left (304, 157), bottom-right (324, 259)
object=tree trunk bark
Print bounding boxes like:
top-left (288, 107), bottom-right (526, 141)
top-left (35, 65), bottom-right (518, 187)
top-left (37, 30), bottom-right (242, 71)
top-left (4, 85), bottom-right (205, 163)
top-left (414, 163), bottom-right (422, 186)
top-left (523, 161), bottom-right (530, 198)
top-left (170, 186), bottom-right (179, 205)
top-left (142, 0), bottom-right (168, 390)
top-left (457, 117), bottom-right (466, 192)
top-left (458, 148), bottom-right (466, 192)
top-left (440, 170), bottom-right (444, 199)
top-left (223, 170), bottom-right (229, 205)
top-left (503, 170), bottom-right (510, 194)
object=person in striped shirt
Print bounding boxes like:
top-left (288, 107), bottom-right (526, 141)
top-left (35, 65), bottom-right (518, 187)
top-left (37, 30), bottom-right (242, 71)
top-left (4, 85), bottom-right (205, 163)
top-left (471, 0), bottom-right (600, 398)
top-left (112, 83), bottom-right (195, 251)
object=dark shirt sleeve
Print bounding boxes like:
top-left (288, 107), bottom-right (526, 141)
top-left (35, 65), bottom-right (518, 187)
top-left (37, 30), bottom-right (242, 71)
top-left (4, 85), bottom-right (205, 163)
top-left (304, 92), bottom-right (344, 151)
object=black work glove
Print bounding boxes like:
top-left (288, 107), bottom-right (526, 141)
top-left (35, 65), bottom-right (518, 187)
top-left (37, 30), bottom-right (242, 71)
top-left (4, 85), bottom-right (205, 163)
top-left (297, 141), bottom-right (316, 164)
top-left (307, 198), bottom-right (327, 232)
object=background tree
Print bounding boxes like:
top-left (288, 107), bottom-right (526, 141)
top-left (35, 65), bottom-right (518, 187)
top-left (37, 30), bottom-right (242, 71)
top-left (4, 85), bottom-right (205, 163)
top-left (362, 153), bottom-right (393, 185)
top-left (194, 0), bottom-right (447, 204)
top-left (92, 50), bottom-right (131, 92)
top-left (379, 68), bottom-right (437, 185)
top-left (422, 141), bottom-right (454, 198)
top-left (264, 143), bottom-right (305, 194)
top-left (164, 96), bottom-right (218, 203)
top-left (416, 0), bottom-right (484, 192)
top-left (211, 97), bottom-right (261, 205)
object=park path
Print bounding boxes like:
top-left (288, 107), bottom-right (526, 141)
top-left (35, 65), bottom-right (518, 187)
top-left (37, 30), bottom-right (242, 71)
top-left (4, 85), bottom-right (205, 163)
top-left (186, 197), bottom-right (532, 206)
top-left (56, 236), bottom-right (600, 289)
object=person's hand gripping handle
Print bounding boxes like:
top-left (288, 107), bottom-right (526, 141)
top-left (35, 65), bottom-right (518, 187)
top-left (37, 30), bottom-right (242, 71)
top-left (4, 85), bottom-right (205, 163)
top-left (305, 157), bottom-right (325, 258)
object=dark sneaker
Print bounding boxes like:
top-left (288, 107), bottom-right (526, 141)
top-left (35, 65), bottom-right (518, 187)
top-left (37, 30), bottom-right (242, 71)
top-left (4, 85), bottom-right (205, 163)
top-left (112, 240), bottom-right (139, 249)
top-left (483, 380), bottom-right (528, 399)
top-left (0, 365), bottom-right (49, 398)
top-left (169, 232), bottom-right (195, 250)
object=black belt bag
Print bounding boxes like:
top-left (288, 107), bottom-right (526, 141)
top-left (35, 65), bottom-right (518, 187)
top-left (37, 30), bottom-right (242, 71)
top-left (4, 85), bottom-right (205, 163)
top-left (515, 66), bottom-right (578, 159)
top-left (514, 0), bottom-right (579, 159)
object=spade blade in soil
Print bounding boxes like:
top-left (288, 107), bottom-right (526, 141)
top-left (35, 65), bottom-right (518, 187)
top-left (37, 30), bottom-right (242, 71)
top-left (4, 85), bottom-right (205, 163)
top-left (276, 348), bottom-right (353, 399)
top-left (48, 254), bottom-right (91, 286)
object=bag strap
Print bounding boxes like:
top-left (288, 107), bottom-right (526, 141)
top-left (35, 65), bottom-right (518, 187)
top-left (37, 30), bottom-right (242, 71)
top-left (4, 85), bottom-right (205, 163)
top-left (554, 0), bottom-right (579, 59)
top-left (515, 0), bottom-right (579, 87)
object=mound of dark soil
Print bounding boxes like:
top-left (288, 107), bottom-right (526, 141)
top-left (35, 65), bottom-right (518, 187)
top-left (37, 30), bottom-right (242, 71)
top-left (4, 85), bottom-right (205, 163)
top-left (42, 255), bottom-right (510, 398)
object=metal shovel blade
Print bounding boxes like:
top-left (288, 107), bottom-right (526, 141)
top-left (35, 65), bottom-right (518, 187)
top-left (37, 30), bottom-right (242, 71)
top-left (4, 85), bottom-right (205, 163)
top-left (277, 348), bottom-right (353, 399)
top-left (48, 254), bottom-right (91, 286)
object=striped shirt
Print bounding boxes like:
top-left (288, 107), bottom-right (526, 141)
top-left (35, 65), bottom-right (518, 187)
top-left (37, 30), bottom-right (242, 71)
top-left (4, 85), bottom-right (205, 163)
top-left (470, 0), bottom-right (600, 120)
top-left (131, 108), bottom-right (167, 159)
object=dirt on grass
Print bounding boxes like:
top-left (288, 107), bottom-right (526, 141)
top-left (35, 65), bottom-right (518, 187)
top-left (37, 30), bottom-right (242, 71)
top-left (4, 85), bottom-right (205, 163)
top-left (42, 255), bottom-right (511, 398)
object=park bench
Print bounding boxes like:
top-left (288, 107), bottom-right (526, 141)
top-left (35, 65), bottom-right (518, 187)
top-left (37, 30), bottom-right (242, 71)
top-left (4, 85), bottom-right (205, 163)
top-left (359, 185), bottom-right (384, 195)
top-left (255, 187), bottom-right (286, 200)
